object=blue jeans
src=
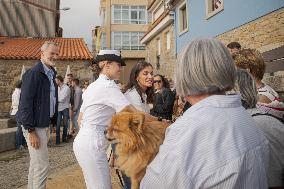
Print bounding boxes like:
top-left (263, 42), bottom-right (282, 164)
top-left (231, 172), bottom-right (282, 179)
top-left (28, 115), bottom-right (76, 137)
top-left (56, 108), bottom-right (69, 144)
top-left (16, 121), bottom-right (26, 149)
top-left (111, 144), bottom-right (131, 189)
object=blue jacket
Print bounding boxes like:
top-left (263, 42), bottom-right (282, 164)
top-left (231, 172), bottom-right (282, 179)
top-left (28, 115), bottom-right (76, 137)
top-left (16, 61), bottom-right (58, 130)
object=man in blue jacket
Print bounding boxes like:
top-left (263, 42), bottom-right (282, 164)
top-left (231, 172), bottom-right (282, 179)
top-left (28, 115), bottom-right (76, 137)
top-left (17, 41), bottom-right (59, 189)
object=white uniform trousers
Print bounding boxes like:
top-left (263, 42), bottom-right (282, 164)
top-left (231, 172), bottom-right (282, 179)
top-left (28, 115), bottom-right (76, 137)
top-left (22, 126), bottom-right (49, 189)
top-left (73, 126), bottom-right (111, 189)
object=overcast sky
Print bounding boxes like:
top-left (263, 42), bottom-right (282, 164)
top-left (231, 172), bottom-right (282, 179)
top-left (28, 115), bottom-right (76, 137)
top-left (60, 0), bottom-right (100, 50)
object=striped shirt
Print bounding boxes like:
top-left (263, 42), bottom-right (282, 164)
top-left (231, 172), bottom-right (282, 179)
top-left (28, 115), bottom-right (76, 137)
top-left (140, 95), bottom-right (269, 189)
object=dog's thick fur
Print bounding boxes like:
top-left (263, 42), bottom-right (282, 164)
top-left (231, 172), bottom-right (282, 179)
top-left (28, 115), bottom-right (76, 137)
top-left (106, 111), bottom-right (169, 189)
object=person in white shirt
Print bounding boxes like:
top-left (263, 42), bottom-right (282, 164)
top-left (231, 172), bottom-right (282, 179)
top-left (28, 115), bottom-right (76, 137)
top-left (141, 38), bottom-right (269, 189)
top-left (124, 60), bottom-right (154, 113)
top-left (11, 80), bottom-right (26, 149)
top-left (73, 50), bottom-right (132, 189)
top-left (55, 75), bottom-right (70, 144)
top-left (119, 60), bottom-right (154, 189)
top-left (11, 80), bottom-right (22, 116)
top-left (233, 68), bottom-right (284, 188)
top-left (233, 48), bottom-right (283, 119)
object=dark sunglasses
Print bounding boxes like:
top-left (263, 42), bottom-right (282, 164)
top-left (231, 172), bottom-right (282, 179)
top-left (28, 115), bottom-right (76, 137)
top-left (153, 80), bottom-right (162, 84)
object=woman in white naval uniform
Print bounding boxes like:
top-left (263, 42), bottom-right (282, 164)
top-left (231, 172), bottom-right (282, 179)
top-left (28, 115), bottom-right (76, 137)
top-left (73, 50), bottom-right (131, 189)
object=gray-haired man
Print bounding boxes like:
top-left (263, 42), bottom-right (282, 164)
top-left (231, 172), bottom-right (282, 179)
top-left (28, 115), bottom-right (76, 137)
top-left (17, 41), bottom-right (59, 189)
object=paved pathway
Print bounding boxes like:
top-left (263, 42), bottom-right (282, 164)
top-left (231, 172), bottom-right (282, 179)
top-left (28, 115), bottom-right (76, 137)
top-left (0, 135), bottom-right (122, 189)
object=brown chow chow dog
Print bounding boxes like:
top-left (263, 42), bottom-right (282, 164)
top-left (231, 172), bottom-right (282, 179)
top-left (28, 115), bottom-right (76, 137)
top-left (105, 111), bottom-right (169, 189)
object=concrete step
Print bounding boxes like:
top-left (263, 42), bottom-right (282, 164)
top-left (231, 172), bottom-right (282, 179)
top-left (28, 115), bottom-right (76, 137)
top-left (0, 127), bottom-right (16, 152)
top-left (0, 118), bottom-right (16, 129)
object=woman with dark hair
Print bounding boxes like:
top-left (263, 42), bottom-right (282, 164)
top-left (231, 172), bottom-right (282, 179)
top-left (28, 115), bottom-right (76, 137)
top-left (151, 74), bottom-right (175, 120)
top-left (116, 60), bottom-right (154, 189)
top-left (124, 60), bottom-right (154, 113)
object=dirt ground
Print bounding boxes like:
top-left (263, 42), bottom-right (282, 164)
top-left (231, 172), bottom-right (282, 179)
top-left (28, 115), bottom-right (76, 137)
top-left (46, 164), bottom-right (123, 189)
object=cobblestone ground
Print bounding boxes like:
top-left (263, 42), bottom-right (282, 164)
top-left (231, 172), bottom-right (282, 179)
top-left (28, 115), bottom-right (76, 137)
top-left (0, 136), bottom-right (122, 189)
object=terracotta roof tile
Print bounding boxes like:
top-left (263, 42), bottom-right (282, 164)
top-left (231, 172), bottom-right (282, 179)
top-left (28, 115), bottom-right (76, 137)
top-left (0, 37), bottom-right (93, 60)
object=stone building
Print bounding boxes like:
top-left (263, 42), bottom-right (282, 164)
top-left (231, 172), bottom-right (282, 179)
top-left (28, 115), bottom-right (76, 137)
top-left (0, 36), bottom-right (93, 117)
top-left (141, 0), bottom-right (176, 80)
top-left (168, 0), bottom-right (284, 94)
top-left (93, 0), bottom-right (148, 84)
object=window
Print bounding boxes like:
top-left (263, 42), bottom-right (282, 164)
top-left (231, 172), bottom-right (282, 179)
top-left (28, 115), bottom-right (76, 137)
top-left (205, 0), bottom-right (224, 19)
top-left (178, 2), bottom-right (188, 35)
top-left (157, 38), bottom-right (161, 55)
top-left (100, 8), bottom-right (106, 26)
top-left (112, 5), bottom-right (147, 24)
top-left (166, 32), bottom-right (170, 50)
top-left (153, 3), bottom-right (165, 21)
top-left (147, 12), bottom-right (152, 24)
top-left (101, 33), bottom-right (107, 50)
top-left (111, 32), bottom-right (145, 50)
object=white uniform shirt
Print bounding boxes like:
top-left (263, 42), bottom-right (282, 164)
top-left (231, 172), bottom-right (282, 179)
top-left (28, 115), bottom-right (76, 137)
top-left (80, 74), bottom-right (130, 129)
top-left (124, 88), bottom-right (150, 113)
top-left (57, 84), bottom-right (71, 111)
top-left (141, 95), bottom-right (269, 189)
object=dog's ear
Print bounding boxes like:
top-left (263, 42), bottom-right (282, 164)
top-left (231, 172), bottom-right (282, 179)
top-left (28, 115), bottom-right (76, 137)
top-left (131, 113), bottom-right (145, 132)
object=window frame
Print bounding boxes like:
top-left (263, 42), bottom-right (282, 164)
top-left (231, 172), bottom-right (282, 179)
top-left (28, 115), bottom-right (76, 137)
top-left (111, 5), bottom-right (147, 25)
top-left (100, 32), bottom-right (107, 50)
top-left (111, 32), bottom-right (146, 50)
top-left (205, 0), bottom-right (224, 19)
top-left (166, 31), bottom-right (171, 50)
top-left (178, 1), bottom-right (188, 36)
top-left (152, 1), bottom-right (165, 22)
top-left (157, 38), bottom-right (161, 55)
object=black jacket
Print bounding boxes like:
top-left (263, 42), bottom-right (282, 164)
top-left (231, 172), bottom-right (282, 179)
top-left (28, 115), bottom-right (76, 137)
top-left (151, 88), bottom-right (175, 120)
top-left (16, 61), bottom-right (58, 130)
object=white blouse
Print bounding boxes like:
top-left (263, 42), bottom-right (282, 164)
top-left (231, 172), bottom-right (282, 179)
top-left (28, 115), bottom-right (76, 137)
top-left (10, 88), bottom-right (21, 115)
top-left (124, 88), bottom-right (150, 113)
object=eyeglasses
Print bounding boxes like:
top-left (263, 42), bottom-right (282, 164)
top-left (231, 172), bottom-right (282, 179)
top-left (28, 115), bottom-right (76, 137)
top-left (153, 80), bottom-right (162, 84)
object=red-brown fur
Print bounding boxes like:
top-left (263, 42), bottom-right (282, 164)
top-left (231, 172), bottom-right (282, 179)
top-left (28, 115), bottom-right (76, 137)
top-left (106, 111), bottom-right (169, 189)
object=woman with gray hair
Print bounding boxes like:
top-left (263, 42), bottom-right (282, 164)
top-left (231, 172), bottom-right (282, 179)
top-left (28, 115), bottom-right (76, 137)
top-left (234, 69), bottom-right (284, 188)
top-left (140, 38), bottom-right (269, 189)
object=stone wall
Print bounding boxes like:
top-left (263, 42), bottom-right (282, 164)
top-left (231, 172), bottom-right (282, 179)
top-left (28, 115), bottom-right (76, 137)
top-left (0, 59), bottom-right (93, 116)
top-left (217, 8), bottom-right (284, 52)
top-left (145, 23), bottom-right (176, 80)
top-left (217, 8), bottom-right (284, 94)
